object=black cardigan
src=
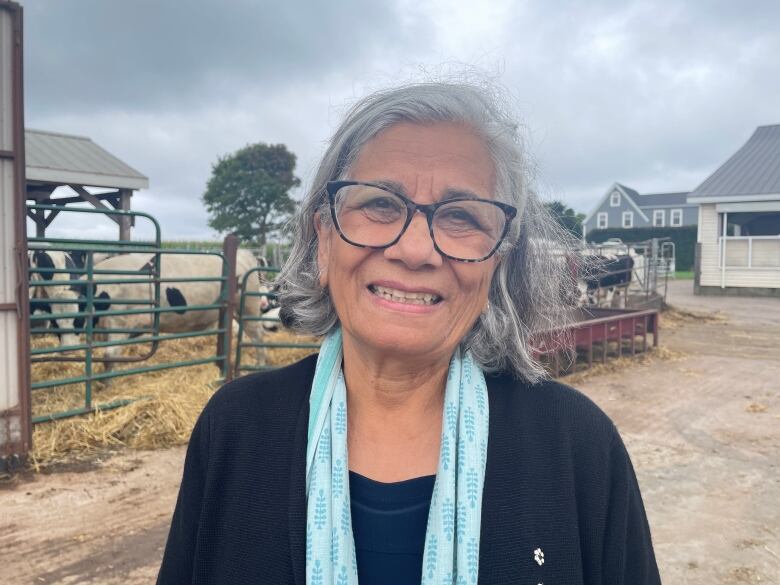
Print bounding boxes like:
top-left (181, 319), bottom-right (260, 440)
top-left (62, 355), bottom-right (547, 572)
top-left (157, 355), bottom-right (661, 584)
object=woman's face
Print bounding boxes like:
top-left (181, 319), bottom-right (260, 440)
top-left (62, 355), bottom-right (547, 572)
top-left (316, 122), bottom-right (499, 364)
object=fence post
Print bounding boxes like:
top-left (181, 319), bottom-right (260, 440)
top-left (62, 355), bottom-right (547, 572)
top-left (217, 234), bottom-right (238, 382)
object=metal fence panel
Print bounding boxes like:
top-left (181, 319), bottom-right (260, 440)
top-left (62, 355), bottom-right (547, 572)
top-left (234, 266), bottom-right (321, 376)
top-left (27, 205), bottom-right (239, 423)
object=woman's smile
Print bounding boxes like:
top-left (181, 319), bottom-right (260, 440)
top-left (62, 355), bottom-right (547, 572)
top-left (367, 284), bottom-right (442, 306)
top-left (365, 281), bottom-right (444, 315)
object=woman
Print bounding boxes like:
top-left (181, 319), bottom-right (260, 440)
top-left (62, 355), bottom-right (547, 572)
top-left (158, 82), bottom-right (661, 584)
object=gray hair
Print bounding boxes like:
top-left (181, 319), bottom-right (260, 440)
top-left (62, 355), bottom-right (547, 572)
top-left (276, 81), bottom-right (579, 382)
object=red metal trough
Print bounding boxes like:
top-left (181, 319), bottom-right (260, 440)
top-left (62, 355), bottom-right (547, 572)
top-left (532, 307), bottom-right (660, 377)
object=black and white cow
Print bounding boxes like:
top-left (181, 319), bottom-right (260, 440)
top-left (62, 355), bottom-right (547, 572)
top-left (68, 249), bottom-right (270, 369)
top-left (577, 254), bottom-right (635, 307)
top-left (28, 248), bottom-right (82, 347)
top-left (67, 250), bottom-right (114, 270)
top-left (256, 282), bottom-right (282, 332)
top-left (261, 305), bottom-right (281, 332)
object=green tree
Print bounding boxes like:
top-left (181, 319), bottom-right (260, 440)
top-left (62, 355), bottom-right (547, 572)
top-left (544, 200), bottom-right (586, 237)
top-left (202, 143), bottom-right (300, 246)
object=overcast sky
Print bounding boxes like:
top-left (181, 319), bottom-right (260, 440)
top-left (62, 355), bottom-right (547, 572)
top-left (21, 0), bottom-right (780, 241)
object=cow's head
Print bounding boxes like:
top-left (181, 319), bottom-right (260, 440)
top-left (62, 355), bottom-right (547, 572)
top-left (68, 250), bottom-right (87, 269)
top-left (32, 250), bottom-right (55, 281)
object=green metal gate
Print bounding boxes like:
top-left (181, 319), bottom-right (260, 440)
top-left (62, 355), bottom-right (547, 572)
top-left (28, 204), bottom-right (236, 422)
top-left (234, 265), bottom-right (320, 376)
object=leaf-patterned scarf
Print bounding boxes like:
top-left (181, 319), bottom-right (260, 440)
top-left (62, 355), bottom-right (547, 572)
top-left (306, 327), bottom-right (489, 584)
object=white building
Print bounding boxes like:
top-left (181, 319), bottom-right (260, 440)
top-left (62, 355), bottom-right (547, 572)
top-left (689, 125), bottom-right (780, 296)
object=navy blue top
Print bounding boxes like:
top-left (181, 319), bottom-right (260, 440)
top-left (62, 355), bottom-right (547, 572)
top-left (349, 471), bottom-right (436, 585)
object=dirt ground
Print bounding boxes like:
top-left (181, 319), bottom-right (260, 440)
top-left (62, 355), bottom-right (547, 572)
top-left (1, 279), bottom-right (778, 584)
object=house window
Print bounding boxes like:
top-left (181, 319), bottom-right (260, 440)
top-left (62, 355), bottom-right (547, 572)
top-left (597, 212), bottom-right (608, 229)
top-left (610, 191), bottom-right (620, 206)
top-left (653, 209), bottom-right (665, 227)
top-left (670, 209), bottom-right (683, 227)
top-left (622, 211), bottom-right (634, 228)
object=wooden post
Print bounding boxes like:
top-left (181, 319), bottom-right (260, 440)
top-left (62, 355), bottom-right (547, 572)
top-left (118, 189), bottom-right (132, 241)
top-left (587, 327), bottom-right (593, 368)
top-left (35, 210), bottom-right (45, 238)
top-left (216, 234), bottom-right (238, 382)
top-left (653, 313), bottom-right (660, 347)
top-left (721, 212), bottom-right (728, 289)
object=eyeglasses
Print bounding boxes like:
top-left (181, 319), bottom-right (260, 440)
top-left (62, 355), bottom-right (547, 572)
top-left (325, 181), bottom-right (517, 262)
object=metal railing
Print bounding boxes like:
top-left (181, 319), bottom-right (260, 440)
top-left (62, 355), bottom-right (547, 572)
top-left (719, 235), bottom-right (780, 269)
top-left (233, 265), bottom-right (320, 376)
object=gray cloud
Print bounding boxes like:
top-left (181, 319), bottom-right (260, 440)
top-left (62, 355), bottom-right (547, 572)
top-left (23, 0), bottom-right (420, 115)
top-left (20, 0), bottom-right (780, 239)
top-left (496, 0), bottom-right (780, 205)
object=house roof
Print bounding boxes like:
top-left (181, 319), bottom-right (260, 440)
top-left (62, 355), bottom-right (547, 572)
top-left (634, 191), bottom-right (690, 206)
top-left (689, 124), bottom-right (780, 200)
top-left (616, 183), bottom-right (640, 200)
top-left (25, 129), bottom-right (149, 190)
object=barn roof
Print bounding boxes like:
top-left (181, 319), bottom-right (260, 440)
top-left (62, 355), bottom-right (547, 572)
top-left (688, 124), bottom-right (780, 201)
top-left (25, 129), bottom-right (149, 190)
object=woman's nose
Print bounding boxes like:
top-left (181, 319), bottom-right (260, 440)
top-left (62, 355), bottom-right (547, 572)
top-left (383, 211), bottom-right (443, 269)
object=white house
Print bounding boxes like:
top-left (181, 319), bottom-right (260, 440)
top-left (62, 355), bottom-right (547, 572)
top-left (689, 124), bottom-right (780, 296)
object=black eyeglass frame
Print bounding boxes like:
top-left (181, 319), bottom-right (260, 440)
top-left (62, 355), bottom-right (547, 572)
top-left (325, 180), bottom-right (518, 263)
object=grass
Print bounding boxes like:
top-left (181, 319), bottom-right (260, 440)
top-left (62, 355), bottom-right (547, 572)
top-left (673, 270), bottom-right (694, 280)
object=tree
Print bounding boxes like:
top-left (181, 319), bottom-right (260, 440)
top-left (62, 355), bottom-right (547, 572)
top-left (202, 143), bottom-right (300, 246)
top-left (545, 200), bottom-right (586, 238)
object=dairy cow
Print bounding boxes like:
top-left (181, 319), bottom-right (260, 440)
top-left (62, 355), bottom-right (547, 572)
top-left (69, 250), bottom-right (270, 369)
top-left (28, 248), bottom-right (82, 346)
top-left (577, 254), bottom-right (635, 307)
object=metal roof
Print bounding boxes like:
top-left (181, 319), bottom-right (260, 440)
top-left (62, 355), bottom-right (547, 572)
top-left (615, 184), bottom-right (690, 207)
top-left (25, 129), bottom-right (149, 190)
top-left (616, 183), bottom-right (640, 200)
top-left (634, 192), bottom-right (690, 206)
top-left (689, 124), bottom-right (780, 200)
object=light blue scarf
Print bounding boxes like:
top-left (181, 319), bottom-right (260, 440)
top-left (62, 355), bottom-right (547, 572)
top-left (306, 327), bottom-right (489, 585)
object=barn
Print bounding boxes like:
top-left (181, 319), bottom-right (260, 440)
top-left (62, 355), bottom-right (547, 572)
top-left (690, 125), bottom-right (780, 296)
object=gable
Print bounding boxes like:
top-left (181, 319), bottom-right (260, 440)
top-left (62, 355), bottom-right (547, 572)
top-left (585, 183), bottom-right (649, 228)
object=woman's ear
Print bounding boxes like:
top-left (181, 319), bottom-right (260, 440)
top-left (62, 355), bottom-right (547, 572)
top-left (314, 211), bottom-right (330, 288)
